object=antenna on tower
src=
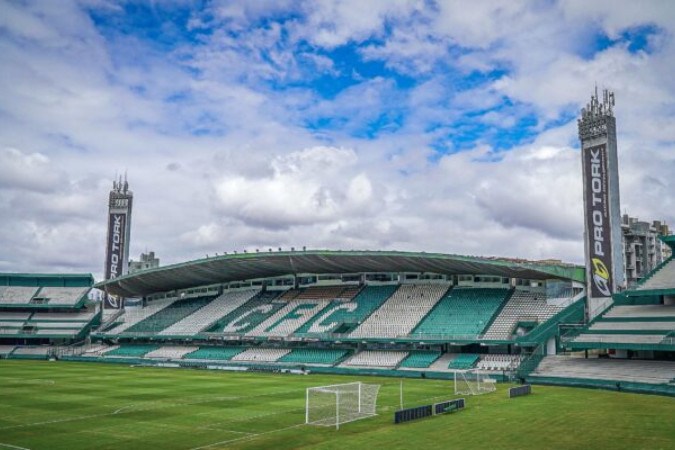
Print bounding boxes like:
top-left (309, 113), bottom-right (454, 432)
top-left (123, 170), bottom-right (129, 193)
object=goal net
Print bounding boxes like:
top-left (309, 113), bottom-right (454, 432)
top-left (454, 369), bottom-right (496, 395)
top-left (305, 382), bottom-right (380, 430)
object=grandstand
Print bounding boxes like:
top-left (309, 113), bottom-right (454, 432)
top-left (3, 242), bottom-right (674, 397)
top-left (563, 302), bottom-right (675, 351)
top-left (530, 356), bottom-right (675, 386)
top-left (0, 273), bottom-right (96, 343)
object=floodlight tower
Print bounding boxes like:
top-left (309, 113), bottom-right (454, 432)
top-left (103, 174), bottom-right (133, 309)
top-left (578, 88), bottom-right (625, 319)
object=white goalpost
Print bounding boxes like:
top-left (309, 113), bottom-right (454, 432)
top-left (305, 382), bottom-right (380, 430)
top-left (454, 369), bottom-right (496, 396)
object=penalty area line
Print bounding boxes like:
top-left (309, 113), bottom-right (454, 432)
top-left (188, 423), bottom-right (306, 450)
top-left (0, 443), bottom-right (31, 450)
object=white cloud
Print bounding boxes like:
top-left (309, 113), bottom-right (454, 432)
top-left (0, 0), bottom-right (673, 281)
top-left (0, 147), bottom-right (63, 192)
top-left (213, 146), bottom-right (375, 229)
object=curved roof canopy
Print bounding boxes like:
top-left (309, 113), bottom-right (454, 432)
top-left (94, 250), bottom-right (584, 298)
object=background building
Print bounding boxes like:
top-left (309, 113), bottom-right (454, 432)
top-left (129, 251), bottom-right (160, 274)
top-left (622, 215), bottom-right (671, 287)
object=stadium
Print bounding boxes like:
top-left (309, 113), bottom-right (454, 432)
top-left (2, 94), bottom-right (675, 448)
top-left (2, 4), bottom-right (675, 448)
top-left (1, 239), bottom-right (675, 449)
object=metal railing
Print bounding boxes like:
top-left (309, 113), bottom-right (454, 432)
top-left (516, 344), bottom-right (545, 379)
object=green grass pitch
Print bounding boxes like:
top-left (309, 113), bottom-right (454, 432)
top-left (0, 360), bottom-right (673, 450)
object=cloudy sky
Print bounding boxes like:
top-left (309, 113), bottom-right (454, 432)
top-left (1, 0), bottom-right (674, 279)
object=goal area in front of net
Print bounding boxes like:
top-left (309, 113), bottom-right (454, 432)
top-left (454, 369), bottom-right (497, 396)
top-left (305, 382), bottom-right (381, 430)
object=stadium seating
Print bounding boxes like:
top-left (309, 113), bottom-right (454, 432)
top-left (476, 354), bottom-right (524, 371)
top-left (296, 285), bottom-right (398, 335)
top-left (278, 348), bottom-right (350, 365)
top-left (602, 305), bottom-right (675, 319)
top-left (105, 344), bottom-right (159, 358)
top-left (10, 346), bottom-right (50, 358)
top-left (412, 288), bottom-right (510, 338)
top-left (398, 350), bottom-right (442, 368)
top-left (32, 287), bottom-right (89, 306)
top-left (571, 334), bottom-right (667, 345)
top-left (183, 347), bottom-right (244, 361)
top-left (0, 312), bottom-right (31, 336)
top-left (0, 323), bottom-right (20, 335)
top-left (104, 298), bottom-right (178, 334)
top-left (532, 355), bottom-right (675, 385)
top-left (210, 291), bottom-right (284, 333)
top-left (0, 312), bottom-right (32, 321)
top-left (588, 321), bottom-right (674, 332)
top-left (230, 348), bottom-right (291, 362)
top-left (294, 286), bottom-right (361, 301)
top-left (482, 290), bottom-right (563, 340)
top-left (447, 353), bottom-right (480, 370)
top-left (563, 302), bottom-right (675, 351)
top-left (159, 289), bottom-right (260, 335)
top-left (636, 258), bottom-right (675, 291)
top-left (80, 344), bottom-right (118, 357)
top-left (124, 296), bottom-right (214, 333)
top-left (144, 346), bottom-right (199, 359)
top-left (33, 310), bottom-right (96, 321)
top-left (0, 286), bottom-right (39, 305)
top-left (425, 353), bottom-right (458, 371)
top-left (243, 287), bottom-right (366, 337)
top-left (0, 345), bottom-right (15, 356)
top-left (0, 308), bottom-right (96, 337)
top-left (342, 350), bottom-right (408, 368)
top-left (350, 285), bottom-right (449, 338)
top-left (247, 299), bottom-right (332, 337)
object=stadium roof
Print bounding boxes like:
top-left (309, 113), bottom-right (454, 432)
top-left (0, 272), bottom-right (94, 287)
top-left (95, 250), bottom-right (584, 298)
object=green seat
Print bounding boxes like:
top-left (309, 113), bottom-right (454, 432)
top-left (448, 353), bottom-right (480, 369)
top-left (399, 351), bottom-right (442, 368)
top-left (184, 347), bottom-right (243, 360)
top-left (279, 348), bottom-right (349, 365)
top-left (105, 344), bottom-right (158, 357)
top-left (126, 296), bottom-right (214, 333)
top-left (413, 288), bottom-right (510, 337)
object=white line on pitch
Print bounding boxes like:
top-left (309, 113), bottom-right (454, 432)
top-left (0, 442), bottom-right (31, 450)
top-left (113, 404), bottom-right (135, 414)
top-left (188, 423), bottom-right (306, 450)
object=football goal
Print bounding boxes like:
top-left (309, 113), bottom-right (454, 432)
top-left (454, 369), bottom-right (496, 395)
top-left (305, 382), bottom-right (381, 430)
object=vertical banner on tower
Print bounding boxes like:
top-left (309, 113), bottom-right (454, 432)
top-left (582, 143), bottom-right (613, 299)
top-left (104, 212), bottom-right (126, 309)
